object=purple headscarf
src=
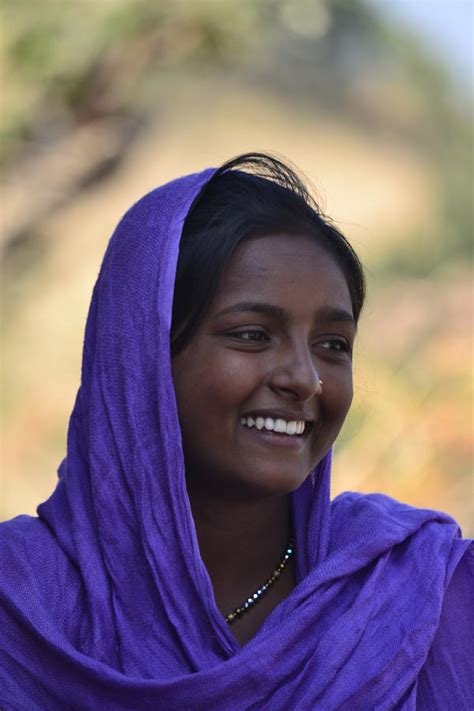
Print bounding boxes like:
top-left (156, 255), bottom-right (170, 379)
top-left (1, 169), bottom-right (472, 710)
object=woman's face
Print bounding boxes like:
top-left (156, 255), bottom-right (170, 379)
top-left (172, 233), bottom-right (356, 501)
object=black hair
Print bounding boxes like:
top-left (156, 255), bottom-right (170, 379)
top-left (171, 153), bottom-right (365, 356)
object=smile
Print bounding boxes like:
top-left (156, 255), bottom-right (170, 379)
top-left (239, 416), bottom-right (306, 436)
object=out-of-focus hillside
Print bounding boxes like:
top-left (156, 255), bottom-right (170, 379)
top-left (1, 0), bottom-right (472, 533)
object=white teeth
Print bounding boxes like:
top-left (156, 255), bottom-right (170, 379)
top-left (240, 416), bottom-right (306, 436)
top-left (274, 418), bottom-right (286, 433)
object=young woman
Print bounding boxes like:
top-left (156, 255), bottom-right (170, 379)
top-left (1, 154), bottom-right (472, 709)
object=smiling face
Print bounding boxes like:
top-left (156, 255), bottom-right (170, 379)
top-left (172, 233), bottom-right (356, 502)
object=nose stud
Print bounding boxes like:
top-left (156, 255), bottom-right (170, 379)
top-left (318, 379), bottom-right (323, 393)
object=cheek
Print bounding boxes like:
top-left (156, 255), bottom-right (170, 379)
top-left (199, 361), bottom-right (261, 423)
top-left (201, 347), bottom-right (264, 396)
top-left (341, 372), bottom-right (354, 412)
top-left (325, 370), bottom-right (353, 423)
top-left (174, 350), bottom-right (262, 427)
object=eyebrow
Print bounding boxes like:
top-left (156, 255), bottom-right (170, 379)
top-left (215, 301), bottom-right (356, 326)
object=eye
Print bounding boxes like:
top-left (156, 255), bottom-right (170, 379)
top-left (228, 329), bottom-right (269, 342)
top-left (318, 338), bottom-right (351, 354)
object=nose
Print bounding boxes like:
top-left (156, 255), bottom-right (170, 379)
top-left (268, 340), bottom-right (322, 401)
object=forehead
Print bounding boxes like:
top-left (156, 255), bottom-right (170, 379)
top-left (211, 233), bottom-right (352, 313)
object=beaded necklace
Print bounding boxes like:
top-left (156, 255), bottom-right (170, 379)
top-left (225, 539), bottom-right (295, 624)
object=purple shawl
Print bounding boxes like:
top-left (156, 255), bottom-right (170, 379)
top-left (1, 169), bottom-right (472, 710)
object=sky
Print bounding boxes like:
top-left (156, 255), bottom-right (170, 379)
top-left (366, 0), bottom-right (473, 91)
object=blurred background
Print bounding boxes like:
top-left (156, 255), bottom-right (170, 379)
top-left (1, 0), bottom-right (472, 533)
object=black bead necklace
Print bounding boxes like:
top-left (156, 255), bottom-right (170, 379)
top-left (225, 539), bottom-right (295, 624)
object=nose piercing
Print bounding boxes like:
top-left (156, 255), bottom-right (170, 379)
top-left (319, 379), bottom-right (323, 387)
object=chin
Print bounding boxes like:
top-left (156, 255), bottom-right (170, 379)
top-left (240, 467), bottom-right (312, 499)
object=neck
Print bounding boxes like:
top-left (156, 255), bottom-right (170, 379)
top-left (188, 490), bottom-right (292, 610)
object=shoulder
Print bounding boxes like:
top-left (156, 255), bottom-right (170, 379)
top-left (331, 490), bottom-right (462, 529)
top-left (329, 491), bottom-right (464, 553)
top-left (329, 493), bottom-right (473, 706)
top-left (0, 514), bottom-right (54, 565)
top-left (328, 491), bottom-right (471, 604)
top-left (0, 514), bottom-right (82, 626)
top-left (417, 541), bottom-right (474, 708)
